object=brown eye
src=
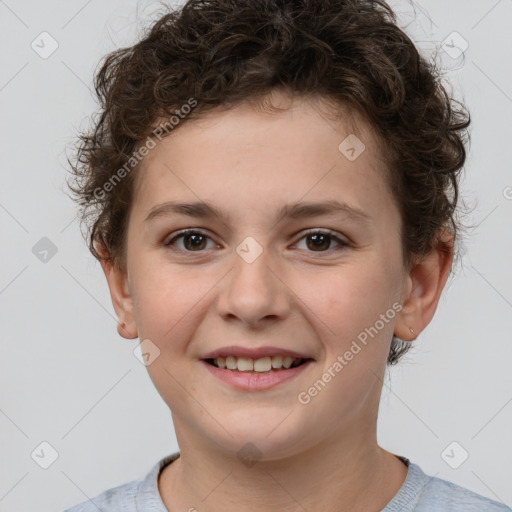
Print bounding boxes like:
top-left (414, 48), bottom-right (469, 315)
top-left (306, 233), bottom-right (331, 251)
top-left (165, 230), bottom-right (215, 251)
top-left (295, 229), bottom-right (349, 253)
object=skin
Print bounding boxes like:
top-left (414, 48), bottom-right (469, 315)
top-left (99, 90), bottom-right (453, 512)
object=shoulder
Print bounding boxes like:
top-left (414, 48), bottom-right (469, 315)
top-left (62, 452), bottom-right (180, 512)
top-left (404, 463), bottom-right (510, 511)
top-left (62, 478), bottom-right (139, 512)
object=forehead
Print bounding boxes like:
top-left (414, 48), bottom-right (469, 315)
top-left (130, 93), bottom-right (397, 228)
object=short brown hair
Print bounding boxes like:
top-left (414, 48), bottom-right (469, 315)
top-left (66, 0), bottom-right (471, 364)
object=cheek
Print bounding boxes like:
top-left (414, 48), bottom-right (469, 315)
top-left (314, 264), bottom-right (395, 335)
top-left (301, 266), bottom-right (395, 413)
top-left (129, 265), bottom-right (200, 348)
top-left (304, 266), bottom-right (400, 389)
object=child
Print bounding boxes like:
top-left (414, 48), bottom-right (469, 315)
top-left (64, 0), bottom-right (510, 510)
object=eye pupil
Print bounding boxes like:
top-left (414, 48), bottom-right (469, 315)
top-left (184, 233), bottom-right (206, 251)
top-left (307, 234), bottom-right (330, 251)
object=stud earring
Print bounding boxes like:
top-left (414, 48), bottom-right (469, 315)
top-left (118, 321), bottom-right (138, 340)
top-left (409, 327), bottom-right (415, 334)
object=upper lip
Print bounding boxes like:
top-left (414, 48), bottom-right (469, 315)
top-left (201, 346), bottom-right (314, 360)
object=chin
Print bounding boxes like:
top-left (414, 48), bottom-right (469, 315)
top-left (208, 416), bottom-right (305, 460)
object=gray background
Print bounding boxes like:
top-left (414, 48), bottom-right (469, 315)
top-left (0, 1), bottom-right (511, 510)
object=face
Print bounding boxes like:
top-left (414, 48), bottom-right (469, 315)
top-left (113, 92), bottom-right (412, 460)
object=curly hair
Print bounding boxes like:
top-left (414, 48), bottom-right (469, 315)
top-left (66, 0), bottom-right (471, 365)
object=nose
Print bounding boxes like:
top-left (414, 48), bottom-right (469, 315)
top-left (216, 243), bottom-right (291, 328)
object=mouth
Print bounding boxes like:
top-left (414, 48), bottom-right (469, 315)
top-left (202, 356), bottom-right (313, 373)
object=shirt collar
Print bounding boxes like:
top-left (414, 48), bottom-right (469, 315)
top-left (135, 452), bottom-right (180, 511)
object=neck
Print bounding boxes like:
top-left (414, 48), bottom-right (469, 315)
top-left (158, 424), bottom-right (407, 512)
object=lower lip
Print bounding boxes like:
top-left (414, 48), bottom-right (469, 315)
top-left (201, 360), bottom-right (313, 391)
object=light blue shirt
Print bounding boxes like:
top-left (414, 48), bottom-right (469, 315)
top-left (63, 452), bottom-right (511, 511)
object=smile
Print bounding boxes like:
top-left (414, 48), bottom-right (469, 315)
top-left (205, 355), bottom-right (310, 373)
top-left (201, 358), bottom-right (314, 391)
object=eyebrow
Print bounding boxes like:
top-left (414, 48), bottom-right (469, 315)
top-left (144, 199), bottom-right (372, 225)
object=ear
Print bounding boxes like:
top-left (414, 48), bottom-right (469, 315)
top-left (96, 241), bottom-right (138, 340)
top-left (394, 229), bottom-right (454, 341)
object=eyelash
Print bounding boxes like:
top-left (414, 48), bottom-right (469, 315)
top-left (164, 228), bottom-right (350, 254)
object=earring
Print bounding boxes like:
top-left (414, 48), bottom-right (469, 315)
top-left (409, 327), bottom-right (415, 334)
top-left (119, 322), bottom-right (128, 335)
top-left (118, 321), bottom-right (138, 340)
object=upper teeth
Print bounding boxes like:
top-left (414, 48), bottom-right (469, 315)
top-left (214, 355), bottom-right (302, 372)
